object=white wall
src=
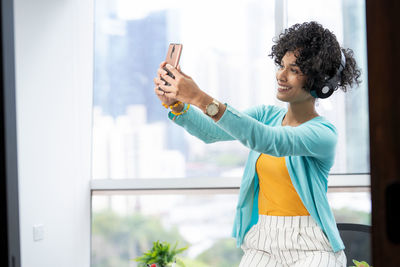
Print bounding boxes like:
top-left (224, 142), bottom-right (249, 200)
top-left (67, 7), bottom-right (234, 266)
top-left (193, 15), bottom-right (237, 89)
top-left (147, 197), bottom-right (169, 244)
top-left (13, 0), bottom-right (93, 266)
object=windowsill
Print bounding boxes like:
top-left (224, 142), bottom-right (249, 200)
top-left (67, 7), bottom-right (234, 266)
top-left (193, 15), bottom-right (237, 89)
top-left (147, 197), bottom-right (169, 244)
top-left (91, 174), bottom-right (370, 194)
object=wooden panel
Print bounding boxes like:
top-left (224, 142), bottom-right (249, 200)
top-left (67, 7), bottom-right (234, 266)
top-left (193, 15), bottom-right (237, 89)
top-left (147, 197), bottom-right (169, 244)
top-left (366, 0), bottom-right (400, 265)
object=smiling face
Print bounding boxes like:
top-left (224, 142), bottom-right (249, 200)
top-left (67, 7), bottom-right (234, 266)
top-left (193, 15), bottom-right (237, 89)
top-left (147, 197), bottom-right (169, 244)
top-left (276, 51), bottom-right (313, 104)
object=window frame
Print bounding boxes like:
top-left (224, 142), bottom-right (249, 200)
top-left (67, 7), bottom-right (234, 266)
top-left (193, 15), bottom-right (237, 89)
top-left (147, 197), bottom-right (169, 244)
top-left (91, 174), bottom-right (370, 193)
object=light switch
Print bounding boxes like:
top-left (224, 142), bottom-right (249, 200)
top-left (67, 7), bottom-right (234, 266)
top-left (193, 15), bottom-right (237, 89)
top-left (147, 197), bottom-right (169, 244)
top-left (33, 224), bottom-right (44, 241)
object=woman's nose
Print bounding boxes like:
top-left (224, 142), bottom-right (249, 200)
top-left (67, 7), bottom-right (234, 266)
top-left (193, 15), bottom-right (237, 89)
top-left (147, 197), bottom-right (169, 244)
top-left (276, 68), bottom-right (287, 82)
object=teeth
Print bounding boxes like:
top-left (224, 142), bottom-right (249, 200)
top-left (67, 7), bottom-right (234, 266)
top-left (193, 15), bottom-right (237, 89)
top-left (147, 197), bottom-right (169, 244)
top-left (279, 86), bottom-right (290, 90)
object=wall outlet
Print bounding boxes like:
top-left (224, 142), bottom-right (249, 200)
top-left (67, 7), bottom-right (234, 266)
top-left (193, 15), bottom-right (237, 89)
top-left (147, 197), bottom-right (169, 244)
top-left (33, 224), bottom-right (44, 241)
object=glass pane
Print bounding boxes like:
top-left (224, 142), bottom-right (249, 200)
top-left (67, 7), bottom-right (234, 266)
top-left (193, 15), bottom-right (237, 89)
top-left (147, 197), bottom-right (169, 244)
top-left (91, 190), bottom-right (371, 266)
top-left (287, 0), bottom-right (369, 174)
top-left (91, 193), bottom-right (243, 267)
top-left (328, 190), bottom-right (371, 225)
top-left (93, 0), bottom-right (369, 180)
top-left (92, 0), bottom-right (276, 179)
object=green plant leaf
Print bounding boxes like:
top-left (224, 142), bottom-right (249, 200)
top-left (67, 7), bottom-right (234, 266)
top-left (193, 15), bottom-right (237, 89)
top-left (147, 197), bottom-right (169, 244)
top-left (135, 240), bottom-right (188, 265)
top-left (176, 258), bottom-right (186, 267)
top-left (351, 259), bottom-right (372, 267)
top-left (360, 261), bottom-right (371, 267)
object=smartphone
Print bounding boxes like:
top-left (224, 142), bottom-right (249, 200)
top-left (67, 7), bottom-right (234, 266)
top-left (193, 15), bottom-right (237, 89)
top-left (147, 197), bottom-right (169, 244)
top-left (162, 43), bottom-right (183, 85)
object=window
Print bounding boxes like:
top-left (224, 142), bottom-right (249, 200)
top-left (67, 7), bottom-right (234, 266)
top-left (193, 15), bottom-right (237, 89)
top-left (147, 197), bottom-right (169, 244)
top-left (91, 0), bottom-right (369, 266)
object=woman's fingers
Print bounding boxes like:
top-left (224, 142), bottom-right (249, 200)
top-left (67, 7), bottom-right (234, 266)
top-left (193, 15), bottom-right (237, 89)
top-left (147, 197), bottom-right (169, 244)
top-left (157, 83), bottom-right (167, 93)
top-left (160, 71), bottom-right (176, 85)
top-left (157, 81), bottom-right (177, 94)
top-left (157, 64), bottom-right (182, 86)
top-left (154, 86), bottom-right (179, 105)
top-left (154, 77), bottom-right (166, 86)
top-left (154, 74), bottom-right (177, 97)
top-left (154, 87), bottom-right (164, 97)
top-left (165, 64), bottom-right (181, 79)
top-left (157, 62), bottom-right (167, 79)
top-left (157, 67), bottom-right (168, 78)
top-left (154, 63), bottom-right (184, 101)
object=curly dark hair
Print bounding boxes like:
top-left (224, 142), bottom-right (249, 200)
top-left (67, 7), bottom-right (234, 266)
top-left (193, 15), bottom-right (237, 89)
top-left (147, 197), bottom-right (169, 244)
top-left (269, 21), bottom-right (361, 93)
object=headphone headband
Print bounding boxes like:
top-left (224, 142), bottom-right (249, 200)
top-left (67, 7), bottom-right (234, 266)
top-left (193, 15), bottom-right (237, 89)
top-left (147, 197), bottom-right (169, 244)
top-left (337, 50), bottom-right (346, 76)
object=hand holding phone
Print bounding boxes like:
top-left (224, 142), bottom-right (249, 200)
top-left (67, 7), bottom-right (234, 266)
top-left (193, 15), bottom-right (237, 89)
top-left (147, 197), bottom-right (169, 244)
top-left (161, 43), bottom-right (183, 86)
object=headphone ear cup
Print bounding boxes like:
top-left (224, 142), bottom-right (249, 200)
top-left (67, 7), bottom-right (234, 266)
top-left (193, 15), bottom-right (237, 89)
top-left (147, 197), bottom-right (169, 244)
top-left (318, 85), bottom-right (334, 98)
top-left (310, 85), bottom-right (334, 99)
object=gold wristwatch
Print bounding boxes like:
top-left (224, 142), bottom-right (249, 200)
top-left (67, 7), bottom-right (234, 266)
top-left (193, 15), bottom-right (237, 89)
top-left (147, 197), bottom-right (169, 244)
top-left (205, 99), bottom-right (220, 117)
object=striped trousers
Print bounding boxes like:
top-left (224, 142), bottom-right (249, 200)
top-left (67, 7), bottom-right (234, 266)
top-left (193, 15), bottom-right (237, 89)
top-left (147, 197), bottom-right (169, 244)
top-left (239, 215), bottom-right (346, 267)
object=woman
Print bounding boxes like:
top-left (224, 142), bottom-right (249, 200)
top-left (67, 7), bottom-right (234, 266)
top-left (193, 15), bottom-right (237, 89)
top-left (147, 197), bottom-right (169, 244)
top-left (153, 22), bottom-right (360, 267)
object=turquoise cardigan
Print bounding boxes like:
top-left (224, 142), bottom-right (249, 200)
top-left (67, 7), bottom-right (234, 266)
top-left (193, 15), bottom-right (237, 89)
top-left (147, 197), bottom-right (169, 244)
top-left (169, 104), bottom-right (345, 252)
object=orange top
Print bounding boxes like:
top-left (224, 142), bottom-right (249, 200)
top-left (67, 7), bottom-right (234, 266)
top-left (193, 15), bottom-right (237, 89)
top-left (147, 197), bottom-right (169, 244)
top-left (256, 153), bottom-right (309, 216)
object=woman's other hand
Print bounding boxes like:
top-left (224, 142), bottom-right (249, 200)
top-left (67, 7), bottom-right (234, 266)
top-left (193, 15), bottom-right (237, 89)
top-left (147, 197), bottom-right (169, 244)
top-left (157, 63), bottom-right (205, 106)
top-left (154, 61), bottom-right (179, 106)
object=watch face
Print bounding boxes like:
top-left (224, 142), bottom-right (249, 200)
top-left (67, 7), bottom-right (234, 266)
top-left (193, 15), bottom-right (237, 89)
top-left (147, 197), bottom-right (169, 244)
top-left (206, 103), bottom-right (219, 116)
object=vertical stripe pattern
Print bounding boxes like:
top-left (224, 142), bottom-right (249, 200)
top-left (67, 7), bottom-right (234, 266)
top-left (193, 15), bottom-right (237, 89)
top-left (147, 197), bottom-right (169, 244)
top-left (239, 215), bottom-right (346, 267)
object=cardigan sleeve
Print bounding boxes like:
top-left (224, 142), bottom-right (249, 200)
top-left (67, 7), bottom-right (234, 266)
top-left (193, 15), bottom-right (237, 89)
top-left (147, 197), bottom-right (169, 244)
top-left (168, 104), bottom-right (266, 144)
top-left (215, 104), bottom-right (337, 160)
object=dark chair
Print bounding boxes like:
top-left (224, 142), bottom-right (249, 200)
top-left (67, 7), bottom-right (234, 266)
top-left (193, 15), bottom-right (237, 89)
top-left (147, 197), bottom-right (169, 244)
top-left (337, 223), bottom-right (371, 266)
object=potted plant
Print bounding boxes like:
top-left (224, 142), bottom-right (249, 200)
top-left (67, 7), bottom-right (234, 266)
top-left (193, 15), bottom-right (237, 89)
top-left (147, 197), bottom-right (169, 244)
top-left (134, 241), bottom-right (188, 267)
top-left (350, 259), bottom-right (373, 267)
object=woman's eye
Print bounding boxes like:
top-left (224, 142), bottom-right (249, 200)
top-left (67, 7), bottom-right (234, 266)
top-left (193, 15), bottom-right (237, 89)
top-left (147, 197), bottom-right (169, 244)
top-left (291, 68), bottom-right (298, 74)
